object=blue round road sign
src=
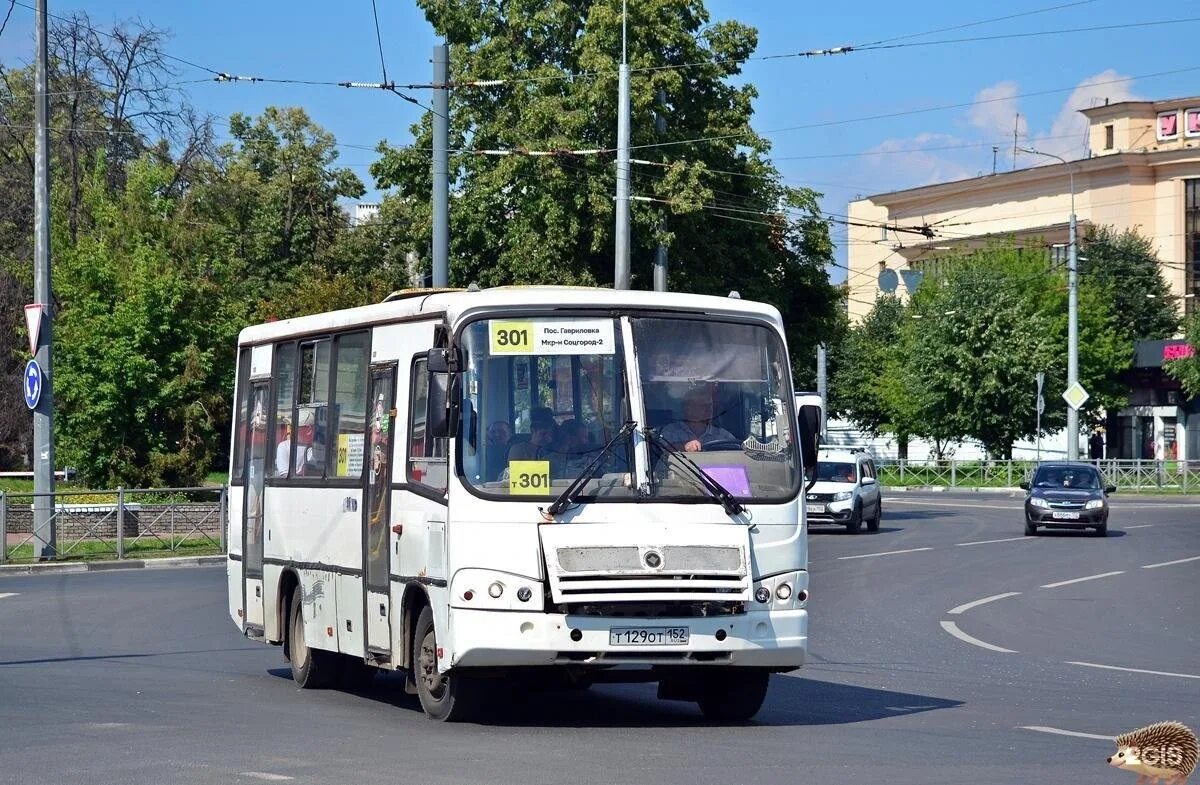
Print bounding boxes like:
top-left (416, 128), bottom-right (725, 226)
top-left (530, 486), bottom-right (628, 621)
top-left (23, 360), bottom-right (42, 409)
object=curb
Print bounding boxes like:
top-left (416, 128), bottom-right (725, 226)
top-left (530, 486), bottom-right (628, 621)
top-left (0, 554), bottom-right (225, 577)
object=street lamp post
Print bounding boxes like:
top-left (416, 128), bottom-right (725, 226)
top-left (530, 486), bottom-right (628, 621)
top-left (1019, 147), bottom-right (1079, 460)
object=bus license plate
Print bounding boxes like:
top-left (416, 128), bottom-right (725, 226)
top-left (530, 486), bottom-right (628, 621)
top-left (609, 626), bottom-right (690, 646)
top-left (1051, 511), bottom-right (1080, 520)
top-left (806, 504), bottom-right (825, 514)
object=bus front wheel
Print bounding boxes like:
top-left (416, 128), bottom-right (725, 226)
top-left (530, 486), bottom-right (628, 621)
top-left (696, 668), bottom-right (770, 722)
top-left (288, 585), bottom-right (337, 689)
top-left (412, 606), bottom-right (482, 721)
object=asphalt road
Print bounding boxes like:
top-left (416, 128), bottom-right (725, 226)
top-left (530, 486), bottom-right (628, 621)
top-left (1, 491), bottom-right (1197, 785)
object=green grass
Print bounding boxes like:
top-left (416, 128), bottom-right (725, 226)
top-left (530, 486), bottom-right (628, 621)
top-left (204, 472), bottom-right (228, 486)
top-left (0, 479), bottom-right (89, 494)
top-left (4, 535), bottom-right (221, 564)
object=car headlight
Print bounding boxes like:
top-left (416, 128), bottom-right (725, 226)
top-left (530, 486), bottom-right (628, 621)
top-left (833, 490), bottom-right (853, 501)
top-left (1085, 499), bottom-right (1104, 510)
top-left (1030, 497), bottom-right (1049, 508)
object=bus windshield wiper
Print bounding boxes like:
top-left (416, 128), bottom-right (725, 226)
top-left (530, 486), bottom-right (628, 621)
top-left (544, 421), bottom-right (638, 517)
top-left (643, 428), bottom-right (745, 517)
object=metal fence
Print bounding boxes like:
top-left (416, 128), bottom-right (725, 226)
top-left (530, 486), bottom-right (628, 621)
top-left (0, 486), bottom-right (227, 565)
top-left (876, 459), bottom-right (1200, 493)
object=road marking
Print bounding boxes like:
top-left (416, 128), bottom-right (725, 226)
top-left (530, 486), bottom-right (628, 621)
top-left (955, 536), bottom-right (1032, 547)
top-left (1141, 555), bottom-right (1200, 569)
top-left (947, 591), bottom-right (1022, 615)
top-left (1125, 524), bottom-right (1155, 529)
top-left (1066, 661), bottom-right (1200, 680)
top-left (885, 499), bottom-right (1022, 510)
top-left (1021, 725), bottom-right (1114, 741)
top-left (239, 774), bottom-right (294, 782)
top-left (1040, 571), bottom-right (1124, 589)
top-left (838, 547), bottom-right (934, 560)
top-left (939, 621), bottom-right (1017, 653)
top-left (0, 593), bottom-right (18, 600)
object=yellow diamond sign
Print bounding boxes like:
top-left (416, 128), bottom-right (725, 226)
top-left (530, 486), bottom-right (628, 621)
top-left (1062, 382), bottom-right (1090, 410)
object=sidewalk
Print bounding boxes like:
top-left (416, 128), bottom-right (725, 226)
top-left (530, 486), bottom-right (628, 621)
top-left (0, 554), bottom-right (225, 577)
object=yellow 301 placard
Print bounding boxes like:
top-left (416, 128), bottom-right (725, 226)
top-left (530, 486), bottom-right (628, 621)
top-left (509, 460), bottom-right (551, 495)
top-left (490, 321), bottom-right (534, 354)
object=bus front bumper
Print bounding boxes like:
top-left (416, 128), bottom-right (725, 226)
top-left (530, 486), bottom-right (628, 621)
top-left (447, 608), bottom-right (807, 670)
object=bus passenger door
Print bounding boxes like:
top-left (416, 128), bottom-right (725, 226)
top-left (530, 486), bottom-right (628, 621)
top-left (242, 382), bottom-right (269, 633)
top-left (363, 365), bottom-right (397, 657)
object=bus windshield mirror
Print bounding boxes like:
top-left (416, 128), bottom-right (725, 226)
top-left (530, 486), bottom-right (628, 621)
top-left (544, 421), bottom-right (638, 517)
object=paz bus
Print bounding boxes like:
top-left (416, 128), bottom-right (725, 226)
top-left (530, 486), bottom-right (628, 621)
top-left (226, 286), bottom-right (819, 721)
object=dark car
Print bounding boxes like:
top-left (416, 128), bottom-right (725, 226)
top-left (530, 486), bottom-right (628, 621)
top-left (1020, 462), bottom-right (1115, 537)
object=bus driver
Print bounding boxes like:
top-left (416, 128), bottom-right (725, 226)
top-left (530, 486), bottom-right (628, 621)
top-left (661, 386), bottom-right (736, 452)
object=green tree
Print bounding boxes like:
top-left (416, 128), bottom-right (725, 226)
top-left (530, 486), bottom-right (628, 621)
top-left (371, 0), bottom-right (841, 373)
top-left (831, 295), bottom-right (908, 437)
top-left (1165, 315), bottom-right (1200, 396)
top-left (903, 242), bottom-right (1127, 457)
top-left (1080, 226), bottom-right (1178, 343)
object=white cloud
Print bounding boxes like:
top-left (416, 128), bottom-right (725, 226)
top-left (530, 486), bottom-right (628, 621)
top-left (967, 81), bottom-right (1028, 137)
top-left (1028, 69), bottom-right (1143, 160)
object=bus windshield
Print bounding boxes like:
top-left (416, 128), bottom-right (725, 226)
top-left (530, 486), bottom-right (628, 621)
top-left (458, 317), bottom-right (635, 500)
top-left (634, 317), bottom-right (800, 502)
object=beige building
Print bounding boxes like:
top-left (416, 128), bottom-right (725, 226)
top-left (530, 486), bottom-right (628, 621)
top-left (847, 96), bottom-right (1200, 324)
top-left (845, 96), bottom-right (1200, 460)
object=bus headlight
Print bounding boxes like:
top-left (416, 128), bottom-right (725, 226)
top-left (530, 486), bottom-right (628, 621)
top-left (776, 583), bottom-right (792, 601)
top-left (450, 569), bottom-right (542, 611)
top-left (488, 582), bottom-right (504, 599)
top-left (754, 587), bottom-right (771, 604)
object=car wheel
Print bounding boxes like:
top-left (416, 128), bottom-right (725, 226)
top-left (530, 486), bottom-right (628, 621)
top-left (288, 585), bottom-right (337, 689)
top-left (412, 606), bottom-right (483, 721)
top-left (845, 502), bottom-right (862, 534)
top-left (1024, 519), bottom-right (1038, 536)
top-left (866, 500), bottom-right (881, 533)
top-left (696, 668), bottom-right (770, 722)
top-left (1094, 524), bottom-right (1107, 537)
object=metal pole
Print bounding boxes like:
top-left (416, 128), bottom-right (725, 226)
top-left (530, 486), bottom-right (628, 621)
top-left (0, 491), bottom-right (7, 565)
top-left (816, 343), bottom-right (828, 442)
top-left (116, 487), bottom-right (125, 560)
top-left (652, 88), bottom-right (667, 292)
top-left (613, 0), bottom-right (631, 289)
top-left (1067, 186), bottom-right (1079, 460)
top-left (431, 43), bottom-right (450, 289)
top-left (32, 0), bottom-right (56, 560)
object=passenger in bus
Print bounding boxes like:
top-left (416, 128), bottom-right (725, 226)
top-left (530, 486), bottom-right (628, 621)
top-left (661, 386), bottom-right (736, 452)
top-left (508, 409), bottom-right (556, 461)
top-left (485, 420), bottom-right (512, 481)
top-left (277, 409), bottom-right (317, 477)
top-left (549, 418), bottom-right (592, 476)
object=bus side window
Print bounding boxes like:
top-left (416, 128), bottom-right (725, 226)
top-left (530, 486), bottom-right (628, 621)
top-left (272, 342), bottom-right (297, 478)
top-left (231, 347), bottom-right (251, 482)
top-left (409, 357), bottom-right (448, 494)
top-left (296, 339), bottom-right (332, 478)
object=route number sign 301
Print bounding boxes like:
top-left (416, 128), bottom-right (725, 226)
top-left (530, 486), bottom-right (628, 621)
top-left (509, 460), bottom-right (550, 495)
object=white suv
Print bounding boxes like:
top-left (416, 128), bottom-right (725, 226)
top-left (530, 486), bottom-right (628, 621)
top-left (804, 449), bottom-right (882, 533)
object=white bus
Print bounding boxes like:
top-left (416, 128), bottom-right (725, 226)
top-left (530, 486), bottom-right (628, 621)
top-left (227, 286), bottom-right (820, 721)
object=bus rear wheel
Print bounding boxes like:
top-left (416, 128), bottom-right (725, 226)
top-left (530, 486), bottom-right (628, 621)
top-left (288, 585), bottom-right (337, 689)
top-left (696, 668), bottom-right (770, 722)
top-left (412, 606), bottom-right (482, 721)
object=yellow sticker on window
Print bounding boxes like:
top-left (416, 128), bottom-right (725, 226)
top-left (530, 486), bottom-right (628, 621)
top-left (490, 321), bottom-right (535, 354)
top-left (509, 460), bottom-right (551, 495)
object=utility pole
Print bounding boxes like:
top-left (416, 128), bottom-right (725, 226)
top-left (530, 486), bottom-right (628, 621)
top-left (431, 43), bottom-right (449, 288)
top-left (32, 0), bottom-right (56, 560)
top-left (816, 344), bottom-right (828, 442)
top-left (653, 89), bottom-right (667, 292)
top-left (613, 0), bottom-right (631, 289)
top-left (1019, 146), bottom-right (1079, 459)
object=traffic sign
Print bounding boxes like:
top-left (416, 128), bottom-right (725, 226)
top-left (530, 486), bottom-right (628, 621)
top-left (24, 303), bottom-right (43, 357)
top-left (23, 360), bottom-right (42, 410)
top-left (1062, 381), bottom-right (1089, 410)
top-left (1036, 394), bottom-right (1045, 414)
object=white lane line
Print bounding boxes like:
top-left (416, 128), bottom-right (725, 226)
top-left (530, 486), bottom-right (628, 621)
top-left (947, 591), bottom-right (1022, 615)
top-left (838, 547), bottom-right (934, 560)
top-left (939, 621), bottom-right (1017, 653)
top-left (1141, 555), bottom-right (1200, 569)
top-left (1040, 570), bottom-right (1124, 589)
top-left (1020, 725), bottom-right (1114, 741)
top-left (885, 499), bottom-right (1022, 510)
top-left (0, 593), bottom-right (18, 600)
top-left (1067, 661), bottom-right (1200, 680)
top-left (239, 774), bottom-right (294, 782)
top-left (1125, 524), bottom-right (1155, 529)
top-left (955, 536), bottom-right (1032, 546)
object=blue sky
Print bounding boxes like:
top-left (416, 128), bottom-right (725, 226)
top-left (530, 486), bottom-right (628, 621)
top-left (3, 0), bottom-right (1199, 281)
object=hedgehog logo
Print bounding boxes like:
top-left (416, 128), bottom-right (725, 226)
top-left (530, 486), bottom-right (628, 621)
top-left (1108, 721), bottom-right (1197, 785)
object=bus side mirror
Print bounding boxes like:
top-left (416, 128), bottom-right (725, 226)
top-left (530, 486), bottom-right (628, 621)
top-left (798, 404), bottom-right (820, 482)
top-left (427, 347), bottom-right (459, 373)
top-left (427, 370), bottom-right (461, 439)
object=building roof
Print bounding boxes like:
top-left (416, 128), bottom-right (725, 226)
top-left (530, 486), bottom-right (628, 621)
top-left (1080, 96), bottom-right (1200, 118)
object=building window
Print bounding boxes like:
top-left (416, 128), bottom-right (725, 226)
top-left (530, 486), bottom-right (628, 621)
top-left (1188, 180), bottom-right (1200, 313)
top-left (1187, 108), bottom-right (1200, 138)
top-left (1104, 124), bottom-right (1114, 150)
top-left (1158, 111), bottom-right (1179, 141)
